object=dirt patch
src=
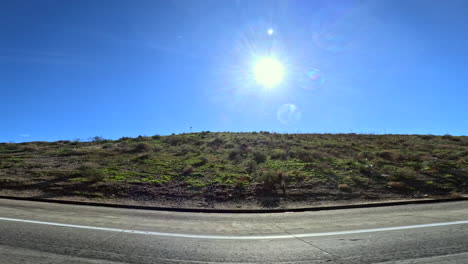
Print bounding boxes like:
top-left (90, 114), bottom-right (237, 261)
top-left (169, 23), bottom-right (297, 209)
top-left (0, 177), bottom-right (456, 209)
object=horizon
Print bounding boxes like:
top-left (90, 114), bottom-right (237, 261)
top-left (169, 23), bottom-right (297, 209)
top-left (2, 0), bottom-right (468, 143)
top-left (2, 131), bottom-right (466, 144)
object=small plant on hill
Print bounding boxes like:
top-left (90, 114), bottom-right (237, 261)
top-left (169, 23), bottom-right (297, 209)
top-left (89, 136), bottom-right (105, 142)
top-left (130, 143), bottom-right (152, 153)
top-left (254, 170), bottom-right (288, 195)
top-left (21, 145), bottom-right (38, 152)
top-left (338, 184), bottom-right (351, 192)
top-left (378, 150), bottom-right (400, 162)
top-left (243, 159), bottom-right (258, 174)
top-left (182, 166), bottom-right (194, 175)
top-left (207, 137), bottom-right (224, 149)
top-left (239, 143), bottom-right (249, 155)
top-left (78, 165), bottom-right (105, 183)
top-left (252, 151), bottom-right (267, 164)
top-left (228, 149), bottom-right (240, 161)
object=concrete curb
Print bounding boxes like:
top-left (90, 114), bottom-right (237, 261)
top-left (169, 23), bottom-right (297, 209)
top-left (0, 195), bottom-right (467, 213)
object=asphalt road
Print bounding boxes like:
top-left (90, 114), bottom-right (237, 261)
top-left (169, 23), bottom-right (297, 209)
top-left (0, 198), bottom-right (467, 263)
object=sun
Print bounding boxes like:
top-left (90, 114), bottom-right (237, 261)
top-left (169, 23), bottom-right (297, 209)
top-left (253, 57), bottom-right (285, 88)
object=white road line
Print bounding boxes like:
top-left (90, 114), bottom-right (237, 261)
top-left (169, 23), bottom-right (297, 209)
top-left (0, 217), bottom-right (467, 240)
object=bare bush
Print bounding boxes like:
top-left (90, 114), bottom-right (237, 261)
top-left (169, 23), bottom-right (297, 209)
top-left (338, 184), bottom-right (351, 192)
top-left (255, 170), bottom-right (288, 195)
top-left (387, 181), bottom-right (407, 189)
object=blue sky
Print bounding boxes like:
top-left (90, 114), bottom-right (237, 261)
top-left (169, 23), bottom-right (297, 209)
top-left (1, 0), bottom-right (468, 142)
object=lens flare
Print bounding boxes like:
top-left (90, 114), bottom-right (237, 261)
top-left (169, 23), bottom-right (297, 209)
top-left (306, 68), bottom-right (325, 89)
top-left (253, 57), bottom-right (285, 88)
top-left (277, 104), bottom-right (301, 125)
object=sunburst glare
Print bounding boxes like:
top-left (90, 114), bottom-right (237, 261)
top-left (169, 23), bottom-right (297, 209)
top-left (253, 57), bottom-right (285, 88)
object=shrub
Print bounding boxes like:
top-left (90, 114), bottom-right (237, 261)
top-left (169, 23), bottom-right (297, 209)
top-left (252, 151), bottom-right (267, 163)
top-left (130, 143), bottom-right (152, 153)
top-left (418, 135), bottom-right (435, 140)
top-left (442, 134), bottom-right (462, 142)
top-left (270, 149), bottom-right (288, 160)
top-left (236, 175), bottom-right (251, 186)
top-left (199, 131), bottom-right (210, 138)
top-left (387, 181), bottom-right (407, 189)
top-left (228, 149), bottom-right (241, 161)
top-left (357, 151), bottom-right (375, 160)
top-left (292, 150), bottom-right (327, 162)
top-left (255, 170), bottom-right (278, 193)
top-left (254, 170), bottom-right (288, 195)
top-left (388, 167), bottom-right (420, 181)
top-left (89, 136), bottom-right (105, 142)
top-left (448, 150), bottom-right (468, 160)
top-left (378, 150), bottom-right (400, 161)
top-left (243, 159), bottom-right (258, 174)
top-left (174, 145), bottom-right (191, 156)
top-left (225, 143), bottom-right (235, 149)
top-left (182, 166), bottom-right (194, 175)
top-left (133, 135), bottom-right (150, 142)
top-left (278, 171), bottom-right (288, 195)
top-left (78, 165), bottom-right (105, 183)
top-left (164, 135), bottom-right (185, 146)
top-left (133, 154), bottom-right (151, 162)
top-left (21, 145), bottom-right (38, 152)
top-left (288, 170), bottom-right (306, 183)
top-left (239, 144), bottom-right (249, 155)
top-left (207, 137), bottom-right (224, 148)
top-left (338, 184), bottom-right (351, 191)
top-left (195, 156), bottom-right (209, 166)
top-left (57, 149), bottom-right (85, 157)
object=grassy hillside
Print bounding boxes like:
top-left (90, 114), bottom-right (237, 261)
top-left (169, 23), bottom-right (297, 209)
top-left (1, 132), bottom-right (467, 207)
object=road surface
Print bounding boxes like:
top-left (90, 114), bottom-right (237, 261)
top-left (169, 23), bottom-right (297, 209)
top-left (0, 198), bottom-right (467, 263)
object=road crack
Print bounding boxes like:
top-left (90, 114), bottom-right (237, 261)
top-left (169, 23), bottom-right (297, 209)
top-left (271, 223), bottom-right (337, 259)
top-left (59, 223), bottom-right (136, 263)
